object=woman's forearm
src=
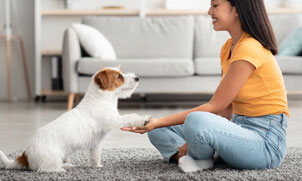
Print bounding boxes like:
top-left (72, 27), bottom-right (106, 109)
top-left (120, 102), bottom-right (230, 134)
top-left (156, 103), bottom-right (216, 128)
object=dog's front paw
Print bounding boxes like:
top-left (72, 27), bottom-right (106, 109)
top-left (139, 115), bottom-right (152, 127)
top-left (142, 115), bottom-right (152, 121)
top-left (121, 114), bottom-right (152, 127)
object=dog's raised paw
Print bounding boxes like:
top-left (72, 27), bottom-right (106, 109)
top-left (143, 115), bottom-right (152, 121)
top-left (142, 115), bottom-right (152, 126)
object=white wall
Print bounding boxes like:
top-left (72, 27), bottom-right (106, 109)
top-left (265, 0), bottom-right (302, 9)
top-left (41, 0), bottom-right (165, 10)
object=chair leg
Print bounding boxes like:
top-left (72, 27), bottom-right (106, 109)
top-left (75, 94), bottom-right (81, 105)
top-left (18, 36), bottom-right (32, 102)
top-left (68, 93), bottom-right (75, 110)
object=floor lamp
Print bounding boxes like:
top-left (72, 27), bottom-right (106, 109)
top-left (1, 0), bottom-right (31, 101)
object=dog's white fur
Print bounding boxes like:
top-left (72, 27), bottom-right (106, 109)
top-left (0, 67), bottom-right (150, 172)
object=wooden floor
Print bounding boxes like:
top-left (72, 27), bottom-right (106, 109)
top-left (0, 99), bottom-right (301, 154)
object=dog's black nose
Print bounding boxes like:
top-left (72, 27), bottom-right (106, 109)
top-left (134, 77), bottom-right (139, 82)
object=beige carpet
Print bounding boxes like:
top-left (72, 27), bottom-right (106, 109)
top-left (0, 148), bottom-right (301, 180)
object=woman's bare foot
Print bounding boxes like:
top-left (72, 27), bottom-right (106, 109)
top-left (170, 143), bottom-right (188, 163)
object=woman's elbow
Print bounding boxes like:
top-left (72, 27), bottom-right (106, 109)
top-left (197, 102), bottom-right (227, 114)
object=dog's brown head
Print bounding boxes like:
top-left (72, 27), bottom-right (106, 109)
top-left (94, 68), bottom-right (125, 91)
top-left (93, 67), bottom-right (139, 98)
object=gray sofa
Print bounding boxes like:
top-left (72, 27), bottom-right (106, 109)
top-left (63, 14), bottom-right (302, 108)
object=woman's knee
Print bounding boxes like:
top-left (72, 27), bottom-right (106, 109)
top-left (184, 112), bottom-right (217, 142)
top-left (185, 112), bottom-right (215, 130)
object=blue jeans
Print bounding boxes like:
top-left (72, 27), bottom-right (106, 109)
top-left (148, 112), bottom-right (288, 169)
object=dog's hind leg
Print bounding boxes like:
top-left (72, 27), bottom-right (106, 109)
top-left (36, 150), bottom-right (66, 172)
top-left (63, 157), bottom-right (74, 168)
top-left (37, 159), bottom-right (66, 172)
top-left (90, 143), bottom-right (103, 168)
top-left (38, 167), bottom-right (66, 172)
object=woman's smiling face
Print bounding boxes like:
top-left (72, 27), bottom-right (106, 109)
top-left (208, 0), bottom-right (239, 31)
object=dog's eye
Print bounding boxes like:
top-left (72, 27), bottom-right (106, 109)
top-left (118, 74), bottom-right (123, 79)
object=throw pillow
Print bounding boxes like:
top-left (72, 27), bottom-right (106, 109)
top-left (72, 23), bottom-right (116, 60)
top-left (278, 27), bottom-right (302, 56)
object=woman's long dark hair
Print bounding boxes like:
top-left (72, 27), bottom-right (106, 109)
top-left (227, 0), bottom-right (278, 55)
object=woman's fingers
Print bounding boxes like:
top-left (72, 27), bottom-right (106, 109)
top-left (121, 129), bottom-right (148, 134)
top-left (120, 127), bottom-right (133, 131)
top-left (133, 130), bottom-right (148, 134)
top-left (120, 126), bottom-right (144, 130)
top-left (120, 126), bottom-right (149, 134)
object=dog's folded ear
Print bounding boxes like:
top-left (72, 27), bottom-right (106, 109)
top-left (94, 68), bottom-right (124, 91)
top-left (94, 71), bottom-right (109, 90)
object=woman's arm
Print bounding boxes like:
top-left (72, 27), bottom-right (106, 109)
top-left (121, 60), bottom-right (255, 133)
top-left (217, 103), bottom-right (233, 120)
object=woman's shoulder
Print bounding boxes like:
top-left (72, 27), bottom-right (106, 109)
top-left (237, 33), bottom-right (265, 52)
top-left (232, 33), bottom-right (273, 68)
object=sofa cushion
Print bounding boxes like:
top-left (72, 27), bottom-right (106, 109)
top-left (77, 58), bottom-right (195, 77)
top-left (269, 14), bottom-right (302, 44)
top-left (278, 27), bottom-right (302, 56)
top-left (275, 56), bottom-right (302, 74)
top-left (82, 16), bottom-right (194, 59)
top-left (194, 56), bottom-right (302, 76)
top-left (78, 76), bottom-right (221, 94)
top-left (72, 23), bottom-right (117, 60)
top-left (195, 58), bottom-right (221, 75)
top-left (194, 16), bottom-right (230, 58)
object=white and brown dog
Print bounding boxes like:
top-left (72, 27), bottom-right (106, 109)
top-left (0, 67), bottom-right (150, 172)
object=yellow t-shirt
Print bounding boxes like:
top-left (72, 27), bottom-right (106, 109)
top-left (220, 32), bottom-right (289, 117)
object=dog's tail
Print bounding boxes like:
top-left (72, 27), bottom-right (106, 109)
top-left (0, 150), bottom-right (29, 170)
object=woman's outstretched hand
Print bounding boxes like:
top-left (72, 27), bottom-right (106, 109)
top-left (120, 118), bottom-right (160, 134)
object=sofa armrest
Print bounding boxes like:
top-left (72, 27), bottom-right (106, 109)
top-left (62, 28), bottom-right (81, 93)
